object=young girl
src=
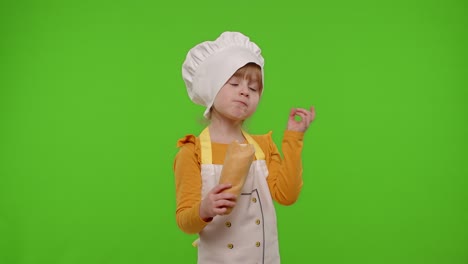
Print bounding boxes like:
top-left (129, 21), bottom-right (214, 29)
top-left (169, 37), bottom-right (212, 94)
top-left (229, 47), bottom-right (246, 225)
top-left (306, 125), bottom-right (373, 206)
top-left (174, 31), bottom-right (316, 264)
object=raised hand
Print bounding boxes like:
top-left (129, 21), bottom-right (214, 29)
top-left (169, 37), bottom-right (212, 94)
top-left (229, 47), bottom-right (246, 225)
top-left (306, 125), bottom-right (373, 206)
top-left (199, 183), bottom-right (237, 221)
top-left (287, 106), bottom-right (316, 133)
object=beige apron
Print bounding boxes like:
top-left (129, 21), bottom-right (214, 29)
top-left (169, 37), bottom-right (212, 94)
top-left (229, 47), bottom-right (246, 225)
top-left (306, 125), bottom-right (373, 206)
top-left (197, 128), bottom-right (280, 264)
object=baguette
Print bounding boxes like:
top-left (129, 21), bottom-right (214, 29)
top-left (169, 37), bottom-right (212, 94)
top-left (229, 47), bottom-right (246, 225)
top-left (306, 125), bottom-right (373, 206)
top-left (219, 140), bottom-right (255, 214)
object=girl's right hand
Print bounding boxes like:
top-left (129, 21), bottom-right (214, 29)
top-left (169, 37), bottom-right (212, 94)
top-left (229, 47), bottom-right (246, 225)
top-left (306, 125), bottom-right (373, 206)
top-left (199, 183), bottom-right (237, 222)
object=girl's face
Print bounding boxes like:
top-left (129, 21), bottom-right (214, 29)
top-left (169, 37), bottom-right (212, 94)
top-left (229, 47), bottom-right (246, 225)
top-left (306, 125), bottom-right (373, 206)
top-left (211, 74), bottom-right (261, 122)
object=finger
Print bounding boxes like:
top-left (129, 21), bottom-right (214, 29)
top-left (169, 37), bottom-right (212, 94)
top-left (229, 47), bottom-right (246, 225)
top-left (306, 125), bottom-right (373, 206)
top-left (310, 106), bottom-right (316, 121)
top-left (295, 111), bottom-right (307, 122)
top-left (213, 207), bottom-right (228, 215)
top-left (216, 193), bottom-right (237, 201)
top-left (295, 108), bottom-right (311, 116)
top-left (294, 109), bottom-right (309, 120)
top-left (215, 200), bottom-right (236, 208)
top-left (211, 183), bottom-right (232, 194)
top-left (304, 109), bottom-right (313, 125)
top-left (296, 108), bottom-right (313, 125)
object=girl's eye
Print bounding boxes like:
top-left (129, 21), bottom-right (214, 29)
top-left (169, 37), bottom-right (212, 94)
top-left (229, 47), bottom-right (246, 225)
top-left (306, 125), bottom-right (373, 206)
top-left (230, 83), bottom-right (239, 86)
top-left (249, 87), bottom-right (257, 92)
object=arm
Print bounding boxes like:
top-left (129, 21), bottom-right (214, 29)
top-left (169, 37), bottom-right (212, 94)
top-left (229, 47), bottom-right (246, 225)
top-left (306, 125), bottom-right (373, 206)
top-left (266, 130), bottom-right (304, 205)
top-left (267, 106), bottom-right (316, 205)
top-left (174, 136), bottom-right (237, 234)
top-left (173, 136), bottom-right (209, 234)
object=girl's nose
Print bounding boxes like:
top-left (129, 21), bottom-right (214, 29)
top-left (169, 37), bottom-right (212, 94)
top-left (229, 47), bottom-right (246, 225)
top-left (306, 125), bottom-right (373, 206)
top-left (240, 85), bottom-right (249, 97)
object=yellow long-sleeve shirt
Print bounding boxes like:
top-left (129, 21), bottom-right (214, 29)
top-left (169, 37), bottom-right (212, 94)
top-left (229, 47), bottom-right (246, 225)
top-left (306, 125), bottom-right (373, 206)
top-left (173, 130), bottom-right (304, 234)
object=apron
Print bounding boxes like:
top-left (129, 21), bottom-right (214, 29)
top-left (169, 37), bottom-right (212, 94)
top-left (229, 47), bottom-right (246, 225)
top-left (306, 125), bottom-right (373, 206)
top-left (197, 127), bottom-right (280, 264)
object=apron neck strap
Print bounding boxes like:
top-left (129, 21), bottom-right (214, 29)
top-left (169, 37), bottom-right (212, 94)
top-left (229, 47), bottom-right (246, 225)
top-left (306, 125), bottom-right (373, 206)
top-left (199, 127), bottom-right (265, 164)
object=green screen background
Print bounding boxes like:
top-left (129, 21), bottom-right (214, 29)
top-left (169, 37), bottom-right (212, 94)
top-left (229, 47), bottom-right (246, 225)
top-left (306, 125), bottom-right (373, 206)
top-left (1, 0), bottom-right (467, 263)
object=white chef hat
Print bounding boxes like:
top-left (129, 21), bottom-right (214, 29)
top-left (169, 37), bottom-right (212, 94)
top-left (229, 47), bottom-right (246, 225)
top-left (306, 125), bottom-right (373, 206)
top-left (182, 31), bottom-right (265, 119)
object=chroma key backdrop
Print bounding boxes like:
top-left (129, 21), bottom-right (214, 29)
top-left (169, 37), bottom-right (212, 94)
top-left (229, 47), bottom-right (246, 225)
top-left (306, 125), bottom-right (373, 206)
top-left (1, 0), bottom-right (467, 263)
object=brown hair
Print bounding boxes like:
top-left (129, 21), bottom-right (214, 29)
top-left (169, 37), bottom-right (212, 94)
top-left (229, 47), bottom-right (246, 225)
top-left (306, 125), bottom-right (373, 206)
top-left (231, 63), bottom-right (263, 92)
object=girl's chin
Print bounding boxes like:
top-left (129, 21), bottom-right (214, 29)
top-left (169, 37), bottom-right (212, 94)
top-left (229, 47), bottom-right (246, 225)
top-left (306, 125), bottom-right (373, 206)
top-left (214, 108), bottom-right (252, 122)
top-left (223, 114), bottom-right (248, 123)
top-left (229, 110), bottom-right (252, 119)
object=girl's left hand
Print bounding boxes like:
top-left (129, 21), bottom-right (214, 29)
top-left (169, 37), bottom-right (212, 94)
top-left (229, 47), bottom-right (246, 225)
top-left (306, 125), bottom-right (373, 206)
top-left (287, 106), bottom-right (316, 133)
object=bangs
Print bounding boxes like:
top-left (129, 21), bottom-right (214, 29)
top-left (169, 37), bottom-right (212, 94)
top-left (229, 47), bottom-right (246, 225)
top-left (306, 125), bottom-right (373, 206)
top-left (232, 63), bottom-right (263, 89)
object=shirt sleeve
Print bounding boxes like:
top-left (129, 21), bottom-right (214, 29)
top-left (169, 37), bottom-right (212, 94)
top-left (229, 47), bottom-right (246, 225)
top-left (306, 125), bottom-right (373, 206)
top-left (173, 135), bottom-right (211, 234)
top-left (266, 130), bottom-right (304, 205)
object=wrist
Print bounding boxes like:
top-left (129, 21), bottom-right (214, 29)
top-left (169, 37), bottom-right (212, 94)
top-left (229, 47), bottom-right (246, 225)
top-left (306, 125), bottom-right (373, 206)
top-left (199, 202), bottom-right (213, 222)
